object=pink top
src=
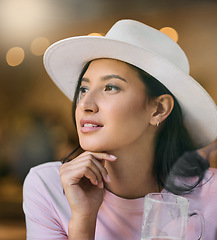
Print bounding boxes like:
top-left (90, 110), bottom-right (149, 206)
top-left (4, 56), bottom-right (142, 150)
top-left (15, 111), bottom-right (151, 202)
top-left (23, 161), bottom-right (217, 240)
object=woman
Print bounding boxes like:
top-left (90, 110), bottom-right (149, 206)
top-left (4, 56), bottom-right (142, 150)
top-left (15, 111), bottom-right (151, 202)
top-left (23, 19), bottom-right (217, 239)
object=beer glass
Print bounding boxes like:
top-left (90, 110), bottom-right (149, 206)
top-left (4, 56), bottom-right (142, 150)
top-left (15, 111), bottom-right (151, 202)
top-left (141, 193), bottom-right (204, 240)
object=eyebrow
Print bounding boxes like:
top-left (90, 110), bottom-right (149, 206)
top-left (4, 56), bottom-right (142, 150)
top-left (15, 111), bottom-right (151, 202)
top-left (102, 74), bottom-right (127, 82)
top-left (81, 74), bottom-right (127, 83)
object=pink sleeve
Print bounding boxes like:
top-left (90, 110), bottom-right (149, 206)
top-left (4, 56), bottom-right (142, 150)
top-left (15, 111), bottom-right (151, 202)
top-left (23, 168), bottom-right (68, 240)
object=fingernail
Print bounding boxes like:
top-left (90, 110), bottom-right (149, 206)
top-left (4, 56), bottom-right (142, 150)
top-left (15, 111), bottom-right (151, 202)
top-left (106, 174), bottom-right (111, 182)
top-left (99, 181), bottom-right (104, 189)
top-left (109, 154), bottom-right (117, 159)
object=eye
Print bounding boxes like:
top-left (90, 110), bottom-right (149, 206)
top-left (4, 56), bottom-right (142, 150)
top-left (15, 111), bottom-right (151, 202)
top-left (104, 84), bottom-right (121, 92)
top-left (78, 86), bottom-right (89, 101)
top-left (79, 86), bottom-right (89, 94)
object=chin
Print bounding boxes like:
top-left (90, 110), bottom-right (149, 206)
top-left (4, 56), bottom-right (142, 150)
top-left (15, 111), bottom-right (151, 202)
top-left (80, 142), bottom-right (107, 153)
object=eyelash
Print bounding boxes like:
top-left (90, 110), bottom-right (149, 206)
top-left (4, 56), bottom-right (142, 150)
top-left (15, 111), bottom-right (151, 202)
top-left (79, 84), bottom-right (121, 94)
top-left (104, 84), bottom-right (121, 92)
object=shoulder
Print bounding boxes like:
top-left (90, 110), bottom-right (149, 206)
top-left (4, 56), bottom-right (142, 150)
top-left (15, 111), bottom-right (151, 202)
top-left (23, 161), bottom-right (67, 221)
top-left (23, 161), bottom-right (63, 202)
top-left (205, 167), bottom-right (217, 188)
top-left (209, 167), bottom-right (217, 175)
top-left (204, 167), bottom-right (217, 184)
top-left (27, 161), bottom-right (62, 176)
top-left (24, 161), bottom-right (62, 184)
top-left (23, 162), bottom-right (70, 238)
top-left (191, 167), bottom-right (217, 197)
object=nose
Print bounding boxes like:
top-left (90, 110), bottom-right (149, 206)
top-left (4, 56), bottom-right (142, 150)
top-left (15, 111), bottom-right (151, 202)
top-left (78, 92), bottom-right (99, 113)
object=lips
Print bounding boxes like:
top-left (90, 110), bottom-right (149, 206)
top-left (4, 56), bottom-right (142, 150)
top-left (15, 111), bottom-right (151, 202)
top-left (80, 119), bottom-right (103, 133)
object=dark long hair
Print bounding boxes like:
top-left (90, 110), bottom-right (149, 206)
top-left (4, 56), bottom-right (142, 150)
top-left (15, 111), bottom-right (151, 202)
top-left (135, 67), bottom-right (209, 195)
top-left (66, 60), bottom-right (209, 195)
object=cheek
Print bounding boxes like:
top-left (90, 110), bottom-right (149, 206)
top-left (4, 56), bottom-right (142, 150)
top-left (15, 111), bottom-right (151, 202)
top-left (106, 97), bottom-right (148, 129)
top-left (75, 108), bottom-right (81, 130)
top-left (114, 94), bottom-right (146, 118)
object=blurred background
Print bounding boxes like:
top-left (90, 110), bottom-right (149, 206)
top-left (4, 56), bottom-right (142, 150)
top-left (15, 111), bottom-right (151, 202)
top-left (0, 0), bottom-right (217, 239)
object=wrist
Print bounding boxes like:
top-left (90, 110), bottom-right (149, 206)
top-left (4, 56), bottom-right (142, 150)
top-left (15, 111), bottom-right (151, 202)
top-left (68, 214), bottom-right (97, 240)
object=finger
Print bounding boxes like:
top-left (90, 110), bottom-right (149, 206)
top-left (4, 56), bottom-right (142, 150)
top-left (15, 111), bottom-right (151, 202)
top-left (60, 166), bottom-right (102, 189)
top-left (61, 158), bottom-right (105, 187)
top-left (62, 152), bottom-right (117, 168)
top-left (90, 157), bottom-right (111, 183)
top-left (83, 152), bottom-right (117, 163)
top-left (72, 160), bottom-right (104, 187)
top-left (75, 154), bottom-right (112, 183)
top-left (60, 152), bottom-right (115, 184)
top-left (83, 167), bottom-right (103, 188)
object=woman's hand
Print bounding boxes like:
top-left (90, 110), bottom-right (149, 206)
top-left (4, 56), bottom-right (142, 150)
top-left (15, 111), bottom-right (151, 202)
top-left (59, 151), bottom-right (117, 239)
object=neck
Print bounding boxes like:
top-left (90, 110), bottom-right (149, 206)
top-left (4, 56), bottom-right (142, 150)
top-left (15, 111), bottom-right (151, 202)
top-left (104, 140), bottom-right (160, 199)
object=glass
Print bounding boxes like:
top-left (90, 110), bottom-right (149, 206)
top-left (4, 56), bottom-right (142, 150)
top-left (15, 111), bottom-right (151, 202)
top-left (141, 193), bottom-right (204, 240)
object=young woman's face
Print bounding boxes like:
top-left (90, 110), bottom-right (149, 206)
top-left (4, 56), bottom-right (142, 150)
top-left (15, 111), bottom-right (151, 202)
top-left (75, 59), bottom-right (156, 152)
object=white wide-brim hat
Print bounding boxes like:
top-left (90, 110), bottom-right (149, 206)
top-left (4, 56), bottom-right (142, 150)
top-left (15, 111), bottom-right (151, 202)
top-left (44, 19), bottom-right (217, 147)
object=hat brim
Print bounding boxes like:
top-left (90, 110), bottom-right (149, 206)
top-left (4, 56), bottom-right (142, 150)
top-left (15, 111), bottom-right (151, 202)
top-left (44, 36), bottom-right (217, 147)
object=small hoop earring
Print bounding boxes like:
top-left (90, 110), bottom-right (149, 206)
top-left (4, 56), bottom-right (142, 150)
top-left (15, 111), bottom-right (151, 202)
top-left (156, 121), bottom-right (160, 127)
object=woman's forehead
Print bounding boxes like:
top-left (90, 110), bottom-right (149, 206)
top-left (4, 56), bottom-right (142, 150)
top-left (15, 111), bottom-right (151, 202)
top-left (84, 58), bottom-right (140, 79)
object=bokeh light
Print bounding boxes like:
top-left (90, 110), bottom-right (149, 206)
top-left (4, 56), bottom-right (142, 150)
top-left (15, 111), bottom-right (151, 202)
top-left (6, 47), bottom-right (25, 67)
top-left (88, 33), bottom-right (104, 36)
top-left (0, 0), bottom-right (52, 41)
top-left (160, 27), bottom-right (179, 43)
top-left (31, 37), bottom-right (50, 56)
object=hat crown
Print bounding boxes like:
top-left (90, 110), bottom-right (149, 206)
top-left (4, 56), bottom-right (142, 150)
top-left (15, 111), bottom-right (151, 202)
top-left (106, 20), bottom-right (190, 74)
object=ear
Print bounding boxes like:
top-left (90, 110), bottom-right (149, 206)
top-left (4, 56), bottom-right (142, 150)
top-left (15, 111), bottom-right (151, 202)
top-left (150, 94), bottom-right (174, 126)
